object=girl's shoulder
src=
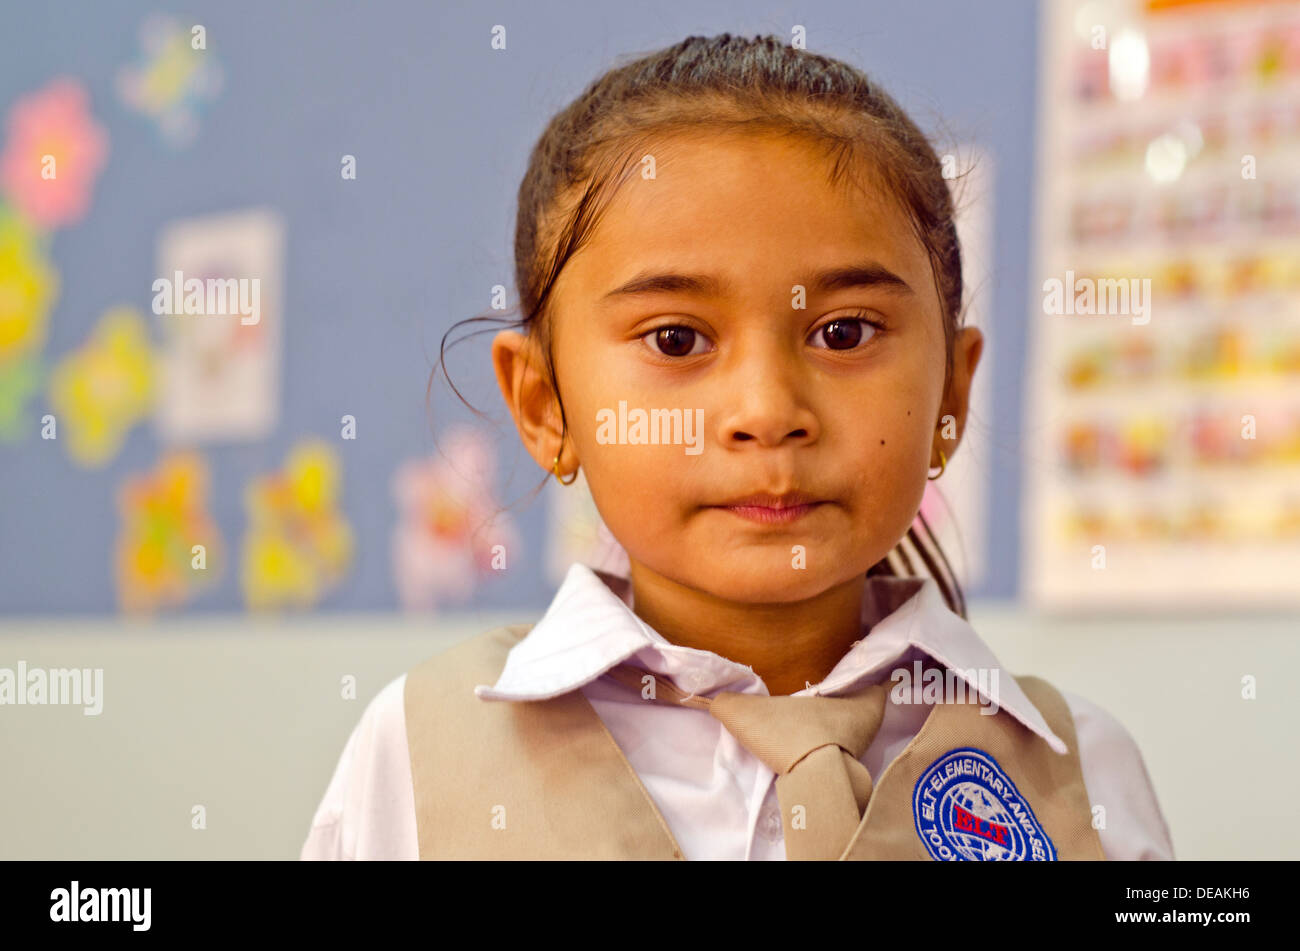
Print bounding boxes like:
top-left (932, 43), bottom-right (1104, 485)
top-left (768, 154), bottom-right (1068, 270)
top-left (400, 622), bottom-right (537, 714)
top-left (407, 622), bottom-right (535, 684)
top-left (300, 622), bottom-right (536, 861)
top-left (299, 672), bottom-right (413, 860)
top-left (1056, 688), bottom-right (1176, 860)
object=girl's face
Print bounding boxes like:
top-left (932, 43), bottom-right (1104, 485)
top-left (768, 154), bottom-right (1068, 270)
top-left (497, 130), bottom-right (982, 605)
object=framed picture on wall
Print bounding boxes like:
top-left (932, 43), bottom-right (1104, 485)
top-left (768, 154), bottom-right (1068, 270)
top-left (154, 207), bottom-right (285, 443)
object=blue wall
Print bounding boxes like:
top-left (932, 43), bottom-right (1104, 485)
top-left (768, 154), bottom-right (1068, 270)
top-left (0, 0), bottom-right (1040, 614)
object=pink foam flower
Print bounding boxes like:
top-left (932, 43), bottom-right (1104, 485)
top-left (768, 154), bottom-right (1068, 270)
top-left (0, 77), bottom-right (109, 230)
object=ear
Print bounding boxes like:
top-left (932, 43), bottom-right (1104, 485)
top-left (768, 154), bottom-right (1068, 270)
top-left (932, 326), bottom-right (984, 467)
top-left (491, 329), bottom-right (572, 476)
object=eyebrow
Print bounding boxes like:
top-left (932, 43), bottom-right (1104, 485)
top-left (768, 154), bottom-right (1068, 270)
top-left (600, 262), bottom-right (915, 302)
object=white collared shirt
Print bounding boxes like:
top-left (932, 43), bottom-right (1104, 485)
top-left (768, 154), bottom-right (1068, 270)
top-left (300, 563), bottom-right (1175, 860)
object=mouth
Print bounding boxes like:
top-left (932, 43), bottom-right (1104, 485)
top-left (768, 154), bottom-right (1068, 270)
top-left (708, 491), bottom-right (828, 525)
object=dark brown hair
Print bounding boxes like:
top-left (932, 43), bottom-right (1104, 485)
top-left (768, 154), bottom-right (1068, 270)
top-left (437, 33), bottom-right (970, 617)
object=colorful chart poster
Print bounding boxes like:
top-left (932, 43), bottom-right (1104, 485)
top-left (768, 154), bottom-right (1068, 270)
top-left (154, 207), bottom-right (284, 442)
top-left (1025, 0), bottom-right (1300, 609)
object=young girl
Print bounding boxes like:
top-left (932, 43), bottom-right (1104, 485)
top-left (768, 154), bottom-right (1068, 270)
top-left (301, 33), bottom-right (1173, 861)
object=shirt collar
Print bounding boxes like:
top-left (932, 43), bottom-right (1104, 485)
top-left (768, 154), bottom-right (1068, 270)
top-left (474, 562), bottom-right (1067, 754)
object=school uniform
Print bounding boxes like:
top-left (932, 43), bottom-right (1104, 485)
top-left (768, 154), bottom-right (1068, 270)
top-left (300, 562), bottom-right (1174, 860)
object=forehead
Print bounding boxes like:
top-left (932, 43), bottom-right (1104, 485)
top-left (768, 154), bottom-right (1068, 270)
top-left (559, 130), bottom-right (936, 305)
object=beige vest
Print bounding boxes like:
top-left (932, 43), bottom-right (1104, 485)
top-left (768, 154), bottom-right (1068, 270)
top-left (404, 623), bottom-right (1106, 860)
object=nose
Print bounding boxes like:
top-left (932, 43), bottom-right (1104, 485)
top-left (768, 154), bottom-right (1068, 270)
top-left (718, 345), bottom-right (820, 449)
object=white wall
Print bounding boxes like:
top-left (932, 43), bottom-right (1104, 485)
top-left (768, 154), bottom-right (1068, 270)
top-left (2, 603), bottom-right (1295, 859)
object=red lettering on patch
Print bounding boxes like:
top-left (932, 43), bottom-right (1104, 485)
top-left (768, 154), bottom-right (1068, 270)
top-left (953, 804), bottom-right (1010, 846)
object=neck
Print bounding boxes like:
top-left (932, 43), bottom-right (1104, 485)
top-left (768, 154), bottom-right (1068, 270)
top-left (626, 561), bottom-right (870, 696)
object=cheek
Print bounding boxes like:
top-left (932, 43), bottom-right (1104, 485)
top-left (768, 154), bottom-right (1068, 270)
top-left (566, 398), bottom-right (693, 550)
top-left (842, 347), bottom-right (943, 468)
top-left (848, 436), bottom-right (930, 512)
top-left (828, 402), bottom-right (933, 525)
top-left (830, 375), bottom-right (933, 466)
top-left (577, 440), bottom-right (687, 506)
top-left (549, 316), bottom-right (701, 559)
top-left (580, 447), bottom-right (690, 566)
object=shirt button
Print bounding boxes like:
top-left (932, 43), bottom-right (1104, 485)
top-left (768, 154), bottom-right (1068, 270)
top-left (758, 807), bottom-right (783, 843)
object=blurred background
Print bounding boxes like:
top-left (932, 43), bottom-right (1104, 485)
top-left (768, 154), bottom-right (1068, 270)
top-left (1, 0), bottom-right (1297, 859)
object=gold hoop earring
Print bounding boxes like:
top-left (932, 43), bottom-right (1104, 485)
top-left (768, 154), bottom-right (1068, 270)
top-left (552, 455), bottom-right (578, 486)
top-left (927, 448), bottom-right (947, 481)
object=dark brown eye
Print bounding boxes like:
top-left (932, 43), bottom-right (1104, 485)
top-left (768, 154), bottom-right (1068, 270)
top-left (810, 318), bottom-right (876, 350)
top-left (648, 326), bottom-right (705, 357)
top-left (820, 319), bottom-right (862, 349)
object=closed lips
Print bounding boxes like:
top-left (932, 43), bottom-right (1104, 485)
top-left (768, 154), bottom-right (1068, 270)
top-left (713, 491), bottom-right (822, 508)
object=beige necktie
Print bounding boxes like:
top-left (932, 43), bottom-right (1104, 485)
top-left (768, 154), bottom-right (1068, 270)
top-left (604, 663), bottom-right (890, 860)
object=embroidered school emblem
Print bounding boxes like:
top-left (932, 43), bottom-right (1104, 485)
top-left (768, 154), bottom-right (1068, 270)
top-left (912, 747), bottom-right (1057, 861)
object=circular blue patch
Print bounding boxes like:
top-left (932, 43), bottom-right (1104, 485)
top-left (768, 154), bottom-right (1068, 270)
top-left (912, 747), bottom-right (1057, 861)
